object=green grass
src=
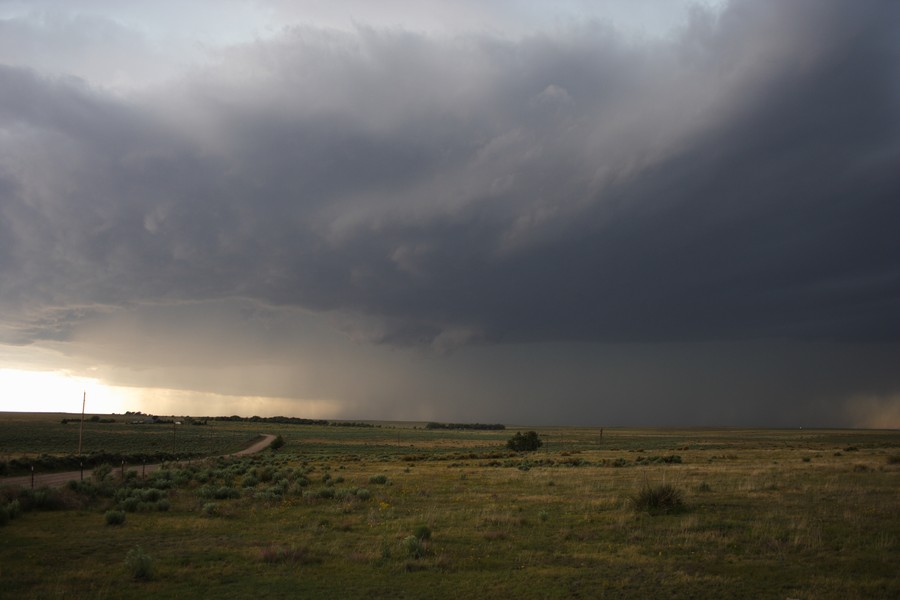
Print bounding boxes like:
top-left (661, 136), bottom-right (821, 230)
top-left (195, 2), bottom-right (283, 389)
top-left (1, 414), bottom-right (899, 598)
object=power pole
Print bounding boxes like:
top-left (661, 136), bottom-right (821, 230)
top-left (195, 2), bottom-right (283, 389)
top-left (78, 391), bottom-right (86, 455)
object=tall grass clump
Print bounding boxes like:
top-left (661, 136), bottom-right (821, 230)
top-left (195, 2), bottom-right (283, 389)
top-left (632, 483), bottom-right (686, 515)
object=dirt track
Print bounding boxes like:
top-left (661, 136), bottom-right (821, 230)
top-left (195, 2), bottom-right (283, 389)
top-left (0, 434), bottom-right (277, 489)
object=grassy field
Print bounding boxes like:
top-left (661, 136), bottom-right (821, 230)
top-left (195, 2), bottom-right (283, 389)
top-left (1, 413), bottom-right (898, 599)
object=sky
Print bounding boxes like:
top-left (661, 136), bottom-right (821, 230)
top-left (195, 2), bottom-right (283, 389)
top-left (0, 0), bottom-right (898, 427)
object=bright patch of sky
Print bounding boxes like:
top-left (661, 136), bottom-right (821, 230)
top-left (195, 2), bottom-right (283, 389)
top-left (0, 0), bottom-right (727, 91)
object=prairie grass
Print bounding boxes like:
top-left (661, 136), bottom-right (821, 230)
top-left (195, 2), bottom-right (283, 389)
top-left (0, 416), bottom-right (898, 598)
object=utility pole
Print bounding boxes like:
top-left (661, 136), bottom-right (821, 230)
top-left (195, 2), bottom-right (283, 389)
top-left (78, 391), bottom-right (86, 455)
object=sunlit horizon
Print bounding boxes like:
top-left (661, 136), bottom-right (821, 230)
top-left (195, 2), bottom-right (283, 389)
top-left (0, 368), bottom-right (137, 414)
top-left (0, 368), bottom-right (340, 419)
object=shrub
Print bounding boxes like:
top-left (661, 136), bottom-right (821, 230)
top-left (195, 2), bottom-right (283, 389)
top-left (125, 546), bottom-right (154, 581)
top-left (402, 535), bottom-right (426, 559)
top-left (141, 488), bottom-right (164, 502)
top-left (202, 502), bottom-right (219, 517)
top-left (270, 435), bottom-right (285, 450)
top-left (0, 506), bottom-right (9, 526)
top-left (369, 474), bottom-right (388, 485)
top-left (259, 545), bottom-right (319, 565)
top-left (121, 497), bottom-right (140, 512)
top-left (215, 486), bottom-right (240, 500)
top-left (507, 431), bottom-right (542, 452)
top-left (92, 464), bottom-right (113, 483)
top-left (413, 525), bottom-right (432, 541)
top-left (355, 488), bottom-right (371, 500)
top-left (105, 510), bottom-right (126, 526)
top-left (632, 483), bottom-right (685, 515)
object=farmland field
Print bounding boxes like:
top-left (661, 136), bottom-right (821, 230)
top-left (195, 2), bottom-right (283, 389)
top-left (1, 413), bottom-right (898, 599)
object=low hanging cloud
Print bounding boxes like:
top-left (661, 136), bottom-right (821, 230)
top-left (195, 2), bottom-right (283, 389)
top-left (0, 0), bottom-right (898, 425)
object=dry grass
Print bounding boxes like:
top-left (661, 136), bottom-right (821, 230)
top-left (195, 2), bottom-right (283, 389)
top-left (0, 419), bottom-right (898, 598)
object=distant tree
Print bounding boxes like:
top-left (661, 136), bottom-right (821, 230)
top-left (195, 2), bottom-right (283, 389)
top-left (507, 430), bottom-right (542, 452)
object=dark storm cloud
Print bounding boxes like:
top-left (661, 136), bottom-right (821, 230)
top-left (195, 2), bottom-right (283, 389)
top-left (1, 0), bottom-right (898, 352)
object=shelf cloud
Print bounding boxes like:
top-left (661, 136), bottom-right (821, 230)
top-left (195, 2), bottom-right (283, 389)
top-left (1, 0), bottom-right (898, 425)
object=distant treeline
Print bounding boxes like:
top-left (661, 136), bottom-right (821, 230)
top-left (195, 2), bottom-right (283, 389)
top-left (212, 415), bottom-right (329, 425)
top-left (425, 422), bottom-right (506, 431)
top-left (208, 415), bottom-right (375, 428)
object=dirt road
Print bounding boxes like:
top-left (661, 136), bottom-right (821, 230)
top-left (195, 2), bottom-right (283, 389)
top-left (0, 434), bottom-right (278, 489)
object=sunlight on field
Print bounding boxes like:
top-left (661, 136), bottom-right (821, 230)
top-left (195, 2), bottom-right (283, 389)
top-left (0, 368), bottom-right (136, 414)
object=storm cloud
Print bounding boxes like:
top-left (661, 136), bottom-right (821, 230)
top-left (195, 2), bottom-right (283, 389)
top-left (1, 0), bottom-right (898, 425)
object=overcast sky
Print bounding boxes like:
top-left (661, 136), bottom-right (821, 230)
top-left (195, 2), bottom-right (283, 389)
top-left (1, 0), bottom-right (898, 426)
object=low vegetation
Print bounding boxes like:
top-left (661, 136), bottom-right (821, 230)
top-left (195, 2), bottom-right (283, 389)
top-left (631, 482), bottom-right (685, 515)
top-left (507, 430), bottom-right (543, 452)
top-left (1, 415), bottom-right (898, 598)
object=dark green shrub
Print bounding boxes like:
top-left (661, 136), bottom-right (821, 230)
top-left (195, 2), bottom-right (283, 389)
top-left (632, 483), bottom-right (685, 515)
top-left (0, 506), bottom-right (9, 526)
top-left (215, 486), bottom-right (240, 500)
top-left (355, 488), bottom-right (371, 500)
top-left (270, 435), bottom-right (285, 450)
top-left (105, 510), bottom-right (126, 525)
top-left (369, 474), bottom-right (388, 485)
top-left (121, 497), bottom-right (140, 512)
top-left (507, 431), bottom-right (542, 452)
top-left (413, 525), bottom-right (432, 541)
top-left (141, 488), bottom-right (164, 502)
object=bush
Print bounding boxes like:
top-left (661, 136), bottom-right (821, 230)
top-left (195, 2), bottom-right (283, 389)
top-left (402, 535), bottom-right (426, 559)
top-left (355, 488), bottom-right (371, 500)
top-left (202, 502), bottom-right (219, 517)
top-left (92, 464), bottom-right (113, 483)
top-left (125, 546), bottom-right (154, 581)
top-left (105, 510), bottom-right (126, 526)
top-left (369, 475), bottom-right (388, 485)
top-left (413, 525), bottom-right (432, 541)
top-left (270, 435), bottom-right (285, 450)
top-left (632, 484), bottom-right (685, 515)
top-left (121, 497), bottom-right (140, 512)
top-left (507, 431), bottom-right (542, 452)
